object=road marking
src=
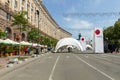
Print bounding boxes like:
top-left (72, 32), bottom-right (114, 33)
top-left (49, 56), bottom-right (60, 80)
top-left (73, 54), bottom-right (115, 80)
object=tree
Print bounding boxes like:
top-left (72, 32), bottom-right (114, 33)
top-left (44, 37), bottom-right (51, 45)
top-left (11, 11), bottom-right (29, 55)
top-left (114, 21), bottom-right (120, 39)
top-left (27, 28), bottom-right (40, 43)
top-left (11, 11), bottom-right (29, 41)
top-left (0, 30), bottom-right (7, 39)
top-left (51, 39), bottom-right (57, 47)
top-left (104, 26), bottom-right (114, 41)
top-left (104, 21), bottom-right (120, 45)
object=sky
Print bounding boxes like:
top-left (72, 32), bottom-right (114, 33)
top-left (42, 0), bottom-right (120, 40)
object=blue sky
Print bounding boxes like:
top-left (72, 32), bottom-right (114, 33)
top-left (42, 0), bottom-right (120, 40)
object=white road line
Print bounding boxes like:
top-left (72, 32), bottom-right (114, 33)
top-left (73, 54), bottom-right (115, 80)
top-left (49, 56), bottom-right (60, 80)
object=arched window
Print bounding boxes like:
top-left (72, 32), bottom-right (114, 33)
top-left (21, 33), bottom-right (25, 41)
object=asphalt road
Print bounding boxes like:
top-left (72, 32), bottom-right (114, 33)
top-left (1, 53), bottom-right (120, 80)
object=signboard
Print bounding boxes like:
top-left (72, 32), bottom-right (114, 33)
top-left (80, 37), bottom-right (86, 51)
top-left (93, 28), bottom-right (104, 53)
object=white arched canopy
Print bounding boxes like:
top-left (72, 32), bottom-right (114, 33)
top-left (55, 37), bottom-right (84, 52)
top-left (86, 44), bottom-right (93, 50)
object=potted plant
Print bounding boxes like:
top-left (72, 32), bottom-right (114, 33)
top-left (4, 48), bottom-right (10, 57)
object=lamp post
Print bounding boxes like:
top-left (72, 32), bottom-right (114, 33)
top-left (5, 30), bottom-right (8, 39)
top-left (4, 27), bottom-right (8, 39)
top-left (78, 33), bottom-right (81, 40)
top-left (36, 10), bottom-right (40, 34)
top-left (36, 10), bottom-right (41, 54)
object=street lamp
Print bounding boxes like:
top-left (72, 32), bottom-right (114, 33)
top-left (36, 10), bottom-right (40, 34)
top-left (78, 33), bottom-right (81, 40)
top-left (36, 10), bottom-right (41, 54)
top-left (4, 27), bottom-right (8, 39)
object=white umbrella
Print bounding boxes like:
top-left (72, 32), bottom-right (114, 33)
top-left (32, 43), bottom-right (39, 47)
top-left (40, 45), bottom-right (45, 47)
top-left (25, 42), bottom-right (32, 46)
top-left (14, 41), bottom-right (19, 45)
top-left (20, 41), bottom-right (27, 45)
top-left (3, 39), bottom-right (19, 45)
top-left (20, 41), bottom-right (32, 45)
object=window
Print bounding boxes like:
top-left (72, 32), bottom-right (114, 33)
top-left (14, 0), bottom-right (17, 8)
top-left (7, 0), bottom-right (10, 3)
top-left (22, 0), bottom-right (25, 5)
top-left (6, 13), bottom-right (11, 21)
top-left (31, 3), bottom-right (33, 8)
top-left (21, 7), bottom-right (24, 11)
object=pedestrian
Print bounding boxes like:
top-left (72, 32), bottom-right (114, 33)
top-left (24, 47), bottom-right (28, 55)
top-left (47, 45), bottom-right (51, 52)
top-left (35, 47), bottom-right (39, 55)
top-left (27, 47), bottom-right (30, 55)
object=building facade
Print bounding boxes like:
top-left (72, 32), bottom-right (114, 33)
top-left (0, 0), bottom-right (72, 42)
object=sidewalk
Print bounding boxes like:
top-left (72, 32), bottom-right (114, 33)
top-left (0, 57), bottom-right (9, 69)
top-left (0, 52), bottom-right (52, 78)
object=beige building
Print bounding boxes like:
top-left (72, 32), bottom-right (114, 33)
top-left (0, 0), bottom-right (72, 41)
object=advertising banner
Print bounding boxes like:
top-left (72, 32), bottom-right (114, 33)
top-left (93, 28), bottom-right (104, 53)
top-left (80, 37), bottom-right (86, 51)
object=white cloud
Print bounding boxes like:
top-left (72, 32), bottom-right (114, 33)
top-left (63, 18), bottom-right (94, 39)
top-left (91, 0), bottom-right (104, 5)
top-left (69, 19), bottom-right (94, 29)
top-left (66, 6), bottom-right (78, 13)
top-left (71, 19), bottom-right (93, 38)
top-left (63, 17), bottom-right (72, 21)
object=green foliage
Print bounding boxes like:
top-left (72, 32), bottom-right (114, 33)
top-left (27, 28), bottom-right (40, 43)
top-left (40, 36), bottom-right (58, 47)
top-left (50, 39), bottom-right (57, 47)
top-left (104, 26), bottom-right (114, 40)
top-left (104, 21), bottom-right (120, 44)
top-left (27, 28), bottom-right (58, 46)
top-left (114, 21), bottom-right (120, 39)
top-left (0, 30), bottom-right (7, 38)
top-left (11, 11), bottom-right (29, 31)
top-left (43, 37), bottom-right (50, 45)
